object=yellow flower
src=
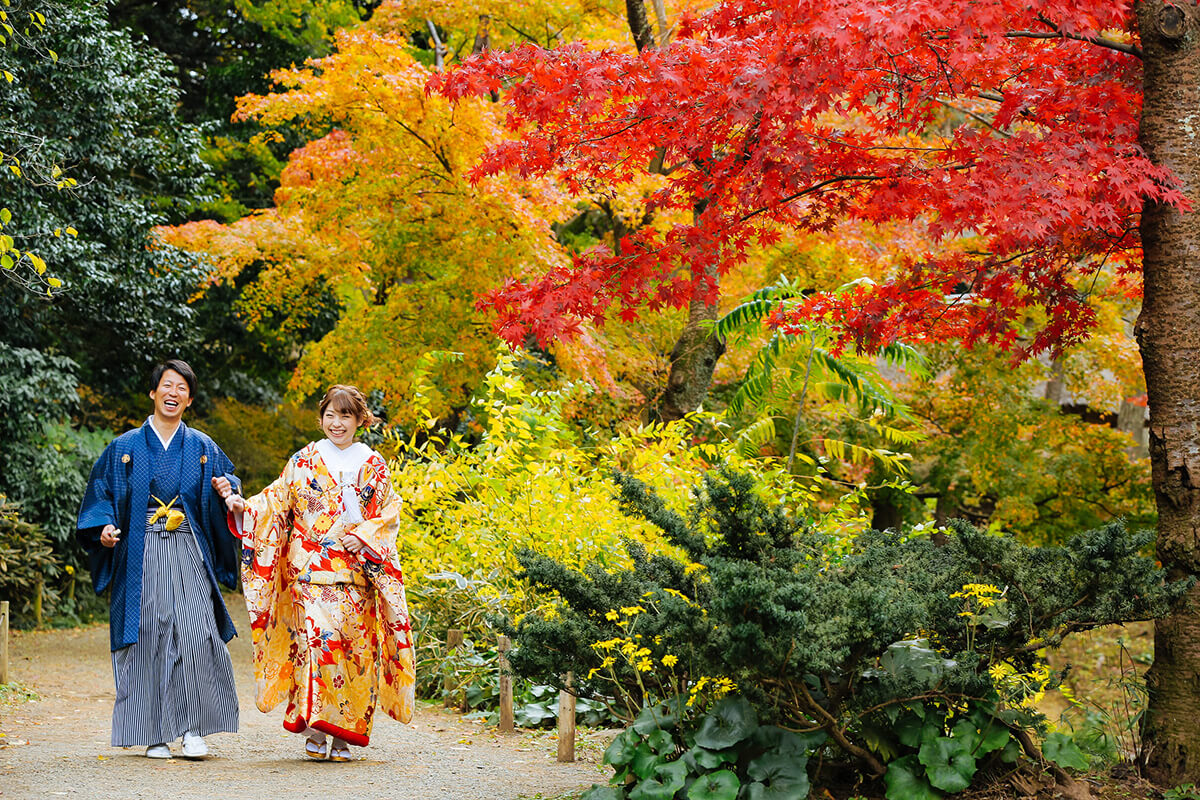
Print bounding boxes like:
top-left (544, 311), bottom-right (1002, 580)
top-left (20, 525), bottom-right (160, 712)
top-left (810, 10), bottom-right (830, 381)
top-left (662, 655), bottom-right (678, 668)
top-left (605, 610), bottom-right (620, 622)
top-left (636, 658), bottom-right (653, 672)
top-left (620, 605), bottom-right (645, 616)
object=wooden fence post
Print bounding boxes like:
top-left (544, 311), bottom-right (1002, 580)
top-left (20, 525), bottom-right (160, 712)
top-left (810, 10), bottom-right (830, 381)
top-left (557, 671), bottom-right (576, 762)
top-left (0, 600), bottom-right (8, 685)
top-left (443, 628), bottom-right (464, 708)
top-left (33, 580), bottom-right (42, 629)
top-left (498, 635), bottom-right (514, 733)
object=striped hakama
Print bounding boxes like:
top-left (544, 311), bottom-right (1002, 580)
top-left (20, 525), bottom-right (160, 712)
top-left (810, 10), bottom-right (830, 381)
top-left (110, 510), bottom-right (239, 747)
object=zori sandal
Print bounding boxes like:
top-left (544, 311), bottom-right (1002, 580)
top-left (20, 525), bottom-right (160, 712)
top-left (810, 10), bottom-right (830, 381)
top-left (329, 743), bottom-right (352, 763)
top-left (305, 737), bottom-right (328, 760)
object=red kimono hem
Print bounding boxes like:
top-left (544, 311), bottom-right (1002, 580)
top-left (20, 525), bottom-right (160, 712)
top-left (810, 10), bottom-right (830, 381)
top-left (284, 716), bottom-right (370, 747)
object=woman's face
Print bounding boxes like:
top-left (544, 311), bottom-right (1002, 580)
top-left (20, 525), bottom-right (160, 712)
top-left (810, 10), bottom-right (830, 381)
top-left (149, 369), bottom-right (193, 423)
top-left (321, 407), bottom-right (360, 448)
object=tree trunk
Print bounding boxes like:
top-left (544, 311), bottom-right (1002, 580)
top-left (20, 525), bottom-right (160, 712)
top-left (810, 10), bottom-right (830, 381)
top-left (625, 0), bottom-right (655, 53)
top-left (652, 281), bottom-right (724, 423)
top-left (1136, 0), bottom-right (1200, 784)
top-left (651, 205), bottom-right (724, 422)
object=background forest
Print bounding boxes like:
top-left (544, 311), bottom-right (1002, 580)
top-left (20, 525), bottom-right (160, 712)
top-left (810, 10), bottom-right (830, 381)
top-left (1, 0), bottom-right (1188, 797)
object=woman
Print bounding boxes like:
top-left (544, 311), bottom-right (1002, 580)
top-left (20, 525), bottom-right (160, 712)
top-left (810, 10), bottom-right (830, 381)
top-left (216, 385), bottom-right (415, 761)
top-left (77, 359), bottom-right (241, 759)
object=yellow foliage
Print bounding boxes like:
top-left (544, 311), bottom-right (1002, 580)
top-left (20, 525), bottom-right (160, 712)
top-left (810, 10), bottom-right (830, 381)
top-left (159, 24), bottom-right (575, 414)
top-left (390, 348), bottom-right (871, 616)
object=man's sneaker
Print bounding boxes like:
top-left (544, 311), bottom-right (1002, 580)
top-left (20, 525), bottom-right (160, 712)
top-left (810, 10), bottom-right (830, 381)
top-left (146, 743), bottom-right (171, 759)
top-left (181, 731), bottom-right (208, 759)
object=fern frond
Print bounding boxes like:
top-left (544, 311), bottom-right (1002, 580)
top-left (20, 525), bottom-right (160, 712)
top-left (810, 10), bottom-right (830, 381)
top-left (735, 417), bottom-right (778, 459)
top-left (714, 276), bottom-right (804, 340)
top-left (821, 438), bottom-right (913, 474)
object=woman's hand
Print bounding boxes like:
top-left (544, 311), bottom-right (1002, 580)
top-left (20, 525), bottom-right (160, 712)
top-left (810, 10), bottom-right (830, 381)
top-left (340, 532), bottom-right (366, 554)
top-left (211, 476), bottom-right (245, 514)
top-left (100, 524), bottom-right (121, 548)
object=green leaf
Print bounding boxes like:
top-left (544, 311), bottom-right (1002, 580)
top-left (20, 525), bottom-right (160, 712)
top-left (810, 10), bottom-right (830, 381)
top-left (631, 745), bottom-right (665, 779)
top-left (872, 639), bottom-right (957, 689)
top-left (687, 746), bottom-right (736, 770)
top-left (581, 785), bottom-right (625, 800)
top-left (630, 761), bottom-right (688, 800)
top-left (960, 719), bottom-right (1008, 758)
top-left (604, 730), bottom-right (641, 767)
top-left (1, 254), bottom-right (11, 270)
top-left (743, 780), bottom-right (810, 800)
top-left (884, 755), bottom-right (942, 800)
top-left (860, 718), bottom-right (901, 761)
top-left (0, 208), bottom-right (8, 226)
top-left (895, 711), bottom-right (933, 748)
top-left (950, 718), bottom-right (982, 754)
top-left (999, 739), bottom-right (1021, 764)
top-left (687, 769), bottom-right (739, 800)
top-left (918, 736), bottom-right (977, 793)
top-left (746, 751), bottom-right (811, 798)
top-left (632, 702), bottom-right (680, 735)
top-left (751, 725), bottom-right (825, 757)
top-left (646, 729), bottom-right (675, 755)
top-left (694, 697), bottom-right (758, 750)
top-left (1043, 732), bottom-right (1089, 771)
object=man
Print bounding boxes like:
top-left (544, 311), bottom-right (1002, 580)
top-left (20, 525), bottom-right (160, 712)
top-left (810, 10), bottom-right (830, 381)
top-left (77, 359), bottom-right (242, 758)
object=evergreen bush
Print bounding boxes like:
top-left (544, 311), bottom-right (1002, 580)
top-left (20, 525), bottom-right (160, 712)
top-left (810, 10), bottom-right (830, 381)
top-left (506, 468), bottom-right (1186, 798)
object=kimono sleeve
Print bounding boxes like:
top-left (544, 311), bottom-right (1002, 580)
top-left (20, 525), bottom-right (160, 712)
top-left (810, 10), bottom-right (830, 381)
top-left (76, 443), bottom-right (119, 593)
top-left (206, 444), bottom-right (242, 589)
top-left (240, 459), bottom-right (296, 626)
top-left (343, 457), bottom-right (400, 564)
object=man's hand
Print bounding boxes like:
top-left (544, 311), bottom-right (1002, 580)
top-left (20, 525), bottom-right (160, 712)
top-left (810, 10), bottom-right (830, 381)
top-left (101, 524), bottom-right (121, 548)
top-left (211, 476), bottom-right (245, 513)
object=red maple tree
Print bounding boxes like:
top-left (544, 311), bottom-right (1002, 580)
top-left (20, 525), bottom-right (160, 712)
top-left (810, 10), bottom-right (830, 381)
top-left (434, 0), bottom-right (1200, 783)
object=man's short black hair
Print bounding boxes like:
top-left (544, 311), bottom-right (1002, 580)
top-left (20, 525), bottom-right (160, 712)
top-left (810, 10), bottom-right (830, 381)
top-left (150, 359), bottom-right (197, 396)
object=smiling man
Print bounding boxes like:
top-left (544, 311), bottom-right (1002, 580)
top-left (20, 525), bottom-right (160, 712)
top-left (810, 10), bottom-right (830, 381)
top-left (77, 359), bottom-right (243, 759)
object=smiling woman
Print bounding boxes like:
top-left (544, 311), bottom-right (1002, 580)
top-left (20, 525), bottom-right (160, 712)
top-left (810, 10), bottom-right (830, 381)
top-left (215, 384), bottom-right (414, 764)
top-left (75, 359), bottom-right (244, 760)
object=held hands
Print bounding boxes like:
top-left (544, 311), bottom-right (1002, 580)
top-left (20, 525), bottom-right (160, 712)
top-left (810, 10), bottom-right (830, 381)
top-left (340, 531), bottom-right (366, 554)
top-left (211, 476), bottom-right (246, 514)
top-left (100, 524), bottom-right (121, 548)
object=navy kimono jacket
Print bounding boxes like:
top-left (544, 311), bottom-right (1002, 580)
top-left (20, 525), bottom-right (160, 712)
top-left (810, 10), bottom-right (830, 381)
top-left (76, 420), bottom-right (243, 651)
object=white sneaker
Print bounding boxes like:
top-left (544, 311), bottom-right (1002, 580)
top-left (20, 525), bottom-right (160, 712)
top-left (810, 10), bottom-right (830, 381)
top-left (181, 731), bottom-right (208, 758)
top-left (146, 743), bottom-right (171, 759)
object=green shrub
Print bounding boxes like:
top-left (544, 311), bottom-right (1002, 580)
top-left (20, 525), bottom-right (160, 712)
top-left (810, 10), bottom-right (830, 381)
top-left (506, 468), bottom-right (1186, 797)
top-left (0, 498), bottom-right (60, 626)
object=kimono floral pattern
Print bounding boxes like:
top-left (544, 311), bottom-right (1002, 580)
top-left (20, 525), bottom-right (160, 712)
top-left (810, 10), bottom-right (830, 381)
top-left (238, 443), bottom-right (414, 745)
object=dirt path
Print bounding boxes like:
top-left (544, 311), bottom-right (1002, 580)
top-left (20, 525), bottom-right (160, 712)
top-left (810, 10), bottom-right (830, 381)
top-left (0, 594), bottom-right (610, 800)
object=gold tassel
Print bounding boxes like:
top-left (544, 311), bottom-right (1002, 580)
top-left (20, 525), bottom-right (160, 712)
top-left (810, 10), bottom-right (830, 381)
top-left (150, 494), bottom-right (184, 529)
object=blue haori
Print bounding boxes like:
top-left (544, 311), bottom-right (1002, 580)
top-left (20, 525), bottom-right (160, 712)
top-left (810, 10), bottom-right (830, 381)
top-left (110, 509), bottom-right (238, 747)
top-left (76, 420), bottom-right (242, 652)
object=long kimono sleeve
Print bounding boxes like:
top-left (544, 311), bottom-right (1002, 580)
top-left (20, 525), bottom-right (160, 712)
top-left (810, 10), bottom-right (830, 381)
top-left (352, 457), bottom-right (415, 724)
top-left (76, 444), bottom-right (120, 593)
top-left (207, 446), bottom-right (242, 589)
top-left (241, 460), bottom-right (298, 712)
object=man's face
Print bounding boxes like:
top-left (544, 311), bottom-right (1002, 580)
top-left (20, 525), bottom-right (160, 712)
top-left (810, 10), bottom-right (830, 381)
top-left (149, 369), bottom-right (193, 422)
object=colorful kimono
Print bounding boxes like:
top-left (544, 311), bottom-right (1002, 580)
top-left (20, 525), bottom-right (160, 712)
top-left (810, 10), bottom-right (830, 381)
top-left (237, 441), bottom-right (415, 746)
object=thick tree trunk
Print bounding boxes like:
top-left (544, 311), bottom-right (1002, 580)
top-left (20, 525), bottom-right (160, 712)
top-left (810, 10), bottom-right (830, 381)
top-left (650, 200), bottom-right (725, 422)
top-left (652, 282), bottom-right (724, 423)
top-left (1136, 0), bottom-right (1200, 784)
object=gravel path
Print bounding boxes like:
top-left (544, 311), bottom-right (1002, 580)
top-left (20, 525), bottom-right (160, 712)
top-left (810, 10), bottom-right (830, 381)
top-left (0, 594), bottom-right (610, 800)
